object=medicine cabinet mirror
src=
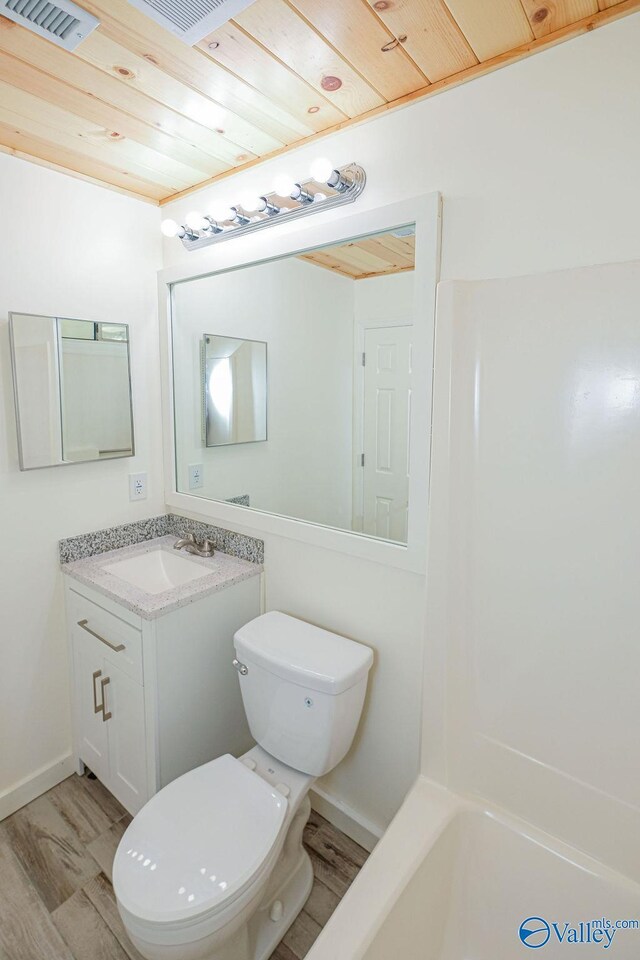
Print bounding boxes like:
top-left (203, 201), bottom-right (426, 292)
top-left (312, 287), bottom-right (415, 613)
top-left (9, 313), bottom-right (134, 470)
top-left (171, 224), bottom-right (416, 544)
top-left (202, 335), bottom-right (267, 447)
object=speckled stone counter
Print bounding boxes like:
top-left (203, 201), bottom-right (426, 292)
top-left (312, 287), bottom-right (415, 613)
top-left (59, 513), bottom-right (264, 565)
top-left (62, 535), bottom-right (262, 620)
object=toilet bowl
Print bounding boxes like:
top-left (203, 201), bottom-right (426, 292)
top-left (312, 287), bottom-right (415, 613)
top-left (113, 611), bottom-right (373, 960)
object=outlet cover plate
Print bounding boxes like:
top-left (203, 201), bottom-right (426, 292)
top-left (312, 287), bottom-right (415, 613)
top-left (129, 473), bottom-right (147, 501)
top-left (188, 464), bottom-right (204, 490)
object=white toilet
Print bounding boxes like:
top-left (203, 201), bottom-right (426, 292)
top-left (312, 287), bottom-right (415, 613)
top-left (113, 611), bottom-right (373, 960)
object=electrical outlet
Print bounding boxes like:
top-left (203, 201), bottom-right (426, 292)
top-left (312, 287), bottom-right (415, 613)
top-left (129, 472), bottom-right (147, 501)
top-left (189, 464), bottom-right (204, 490)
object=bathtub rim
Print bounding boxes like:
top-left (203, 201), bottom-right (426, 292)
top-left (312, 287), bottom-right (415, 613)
top-left (305, 776), bottom-right (467, 960)
top-left (305, 775), bottom-right (640, 960)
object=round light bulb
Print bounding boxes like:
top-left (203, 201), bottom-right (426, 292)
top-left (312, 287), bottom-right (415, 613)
top-left (209, 203), bottom-right (233, 223)
top-left (185, 210), bottom-right (207, 231)
top-left (309, 157), bottom-right (335, 184)
top-left (238, 193), bottom-right (261, 213)
top-left (273, 174), bottom-right (296, 198)
top-left (160, 218), bottom-right (180, 238)
top-left (314, 191), bottom-right (327, 203)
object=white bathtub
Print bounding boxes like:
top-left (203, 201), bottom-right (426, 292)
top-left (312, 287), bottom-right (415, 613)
top-left (306, 778), bottom-right (640, 959)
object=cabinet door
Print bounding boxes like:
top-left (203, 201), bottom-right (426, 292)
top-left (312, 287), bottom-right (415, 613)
top-left (75, 634), bottom-right (110, 784)
top-left (103, 661), bottom-right (148, 815)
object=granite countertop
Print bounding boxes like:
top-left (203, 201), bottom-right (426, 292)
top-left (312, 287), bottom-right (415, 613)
top-left (62, 535), bottom-right (262, 620)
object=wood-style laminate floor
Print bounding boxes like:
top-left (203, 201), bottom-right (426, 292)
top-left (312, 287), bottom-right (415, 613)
top-left (0, 773), bottom-right (368, 960)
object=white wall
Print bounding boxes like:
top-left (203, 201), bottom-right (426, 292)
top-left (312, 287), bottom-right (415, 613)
top-left (354, 271), bottom-right (414, 326)
top-left (0, 154), bottom-right (163, 813)
top-left (160, 13), bottom-right (640, 837)
top-left (173, 256), bottom-right (355, 529)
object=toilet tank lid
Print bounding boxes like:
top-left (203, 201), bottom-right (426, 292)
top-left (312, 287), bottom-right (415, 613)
top-left (234, 612), bottom-right (373, 695)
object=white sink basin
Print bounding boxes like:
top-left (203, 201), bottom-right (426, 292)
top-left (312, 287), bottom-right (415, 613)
top-left (103, 549), bottom-right (212, 595)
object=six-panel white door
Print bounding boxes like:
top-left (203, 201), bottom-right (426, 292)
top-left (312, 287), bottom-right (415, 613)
top-left (362, 325), bottom-right (412, 542)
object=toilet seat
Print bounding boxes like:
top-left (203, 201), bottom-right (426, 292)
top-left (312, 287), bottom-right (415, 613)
top-left (113, 754), bottom-right (288, 942)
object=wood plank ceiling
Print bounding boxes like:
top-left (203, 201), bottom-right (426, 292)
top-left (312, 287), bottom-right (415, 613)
top-left (300, 230), bottom-right (415, 279)
top-left (0, 0), bottom-right (636, 204)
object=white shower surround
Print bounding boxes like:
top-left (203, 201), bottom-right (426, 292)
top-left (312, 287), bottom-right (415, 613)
top-left (306, 256), bottom-right (640, 959)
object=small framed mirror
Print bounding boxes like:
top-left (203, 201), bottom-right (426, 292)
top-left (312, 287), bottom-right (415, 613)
top-left (202, 334), bottom-right (267, 447)
top-left (9, 312), bottom-right (135, 470)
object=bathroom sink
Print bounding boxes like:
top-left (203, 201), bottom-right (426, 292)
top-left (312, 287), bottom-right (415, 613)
top-left (103, 549), bottom-right (212, 595)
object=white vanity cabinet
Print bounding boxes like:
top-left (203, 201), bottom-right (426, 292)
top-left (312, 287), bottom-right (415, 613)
top-left (65, 574), bottom-right (260, 815)
top-left (70, 600), bottom-right (146, 812)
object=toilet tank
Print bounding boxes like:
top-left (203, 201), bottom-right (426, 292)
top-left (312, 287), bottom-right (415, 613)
top-left (234, 612), bottom-right (373, 777)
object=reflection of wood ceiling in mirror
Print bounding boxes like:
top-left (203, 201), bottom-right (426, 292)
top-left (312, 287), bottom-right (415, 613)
top-left (0, 0), bottom-right (635, 203)
top-left (299, 233), bottom-right (415, 280)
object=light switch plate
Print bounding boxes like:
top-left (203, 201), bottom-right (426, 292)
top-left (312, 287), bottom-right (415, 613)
top-left (129, 473), bottom-right (147, 501)
top-left (189, 464), bottom-right (204, 490)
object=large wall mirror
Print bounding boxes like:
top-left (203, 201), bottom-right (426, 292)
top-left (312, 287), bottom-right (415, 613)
top-left (171, 224), bottom-right (417, 544)
top-left (9, 313), bottom-right (134, 470)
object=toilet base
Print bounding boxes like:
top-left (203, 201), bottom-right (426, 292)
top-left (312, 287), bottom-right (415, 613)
top-left (250, 846), bottom-right (314, 960)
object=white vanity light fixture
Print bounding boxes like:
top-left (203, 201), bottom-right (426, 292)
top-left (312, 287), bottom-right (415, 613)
top-left (162, 160), bottom-right (366, 251)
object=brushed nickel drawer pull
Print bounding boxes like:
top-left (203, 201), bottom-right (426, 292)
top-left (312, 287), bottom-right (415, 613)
top-left (77, 619), bottom-right (126, 653)
top-left (92, 670), bottom-right (103, 715)
top-left (100, 676), bottom-right (112, 722)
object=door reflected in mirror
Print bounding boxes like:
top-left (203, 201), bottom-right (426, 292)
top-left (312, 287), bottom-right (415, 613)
top-left (172, 225), bottom-right (416, 544)
top-left (9, 314), bottom-right (134, 470)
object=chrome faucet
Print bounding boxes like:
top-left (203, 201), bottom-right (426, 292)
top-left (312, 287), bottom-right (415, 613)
top-left (174, 532), bottom-right (215, 559)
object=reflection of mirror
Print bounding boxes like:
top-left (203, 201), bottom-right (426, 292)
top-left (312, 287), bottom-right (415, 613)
top-left (9, 313), bottom-right (134, 470)
top-left (172, 224), bottom-right (415, 544)
top-left (203, 335), bottom-right (267, 446)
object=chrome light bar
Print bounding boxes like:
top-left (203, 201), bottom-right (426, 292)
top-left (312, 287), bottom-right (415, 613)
top-left (161, 162), bottom-right (366, 253)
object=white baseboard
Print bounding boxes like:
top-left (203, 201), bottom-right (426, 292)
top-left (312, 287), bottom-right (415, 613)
top-left (0, 754), bottom-right (75, 822)
top-left (310, 785), bottom-right (384, 853)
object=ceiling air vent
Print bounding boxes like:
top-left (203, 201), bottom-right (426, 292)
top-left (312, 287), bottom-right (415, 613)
top-left (126, 0), bottom-right (257, 45)
top-left (2, 0), bottom-right (99, 50)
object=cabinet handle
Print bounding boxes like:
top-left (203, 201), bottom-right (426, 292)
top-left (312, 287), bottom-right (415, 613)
top-left (92, 670), bottom-right (103, 715)
top-left (100, 676), bottom-right (112, 722)
top-left (77, 619), bottom-right (125, 653)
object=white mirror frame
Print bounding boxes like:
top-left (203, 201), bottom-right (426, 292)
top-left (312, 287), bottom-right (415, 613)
top-left (159, 191), bottom-right (441, 573)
